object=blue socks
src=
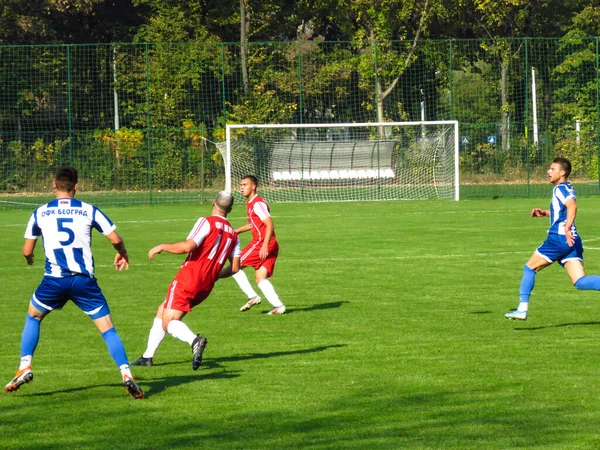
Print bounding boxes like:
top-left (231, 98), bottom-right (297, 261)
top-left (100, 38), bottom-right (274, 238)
top-left (20, 314), bottom-right (41, 358)
top-left (101, 327), bottom-right (129, 368)
top-left (519, 265), bottom-right (536, 303)
top-left (574, 275), bottom-right (600, 290)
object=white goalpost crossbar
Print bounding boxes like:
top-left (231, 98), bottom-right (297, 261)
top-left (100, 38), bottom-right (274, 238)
top-left (224, 121), bottom-right (460, 202)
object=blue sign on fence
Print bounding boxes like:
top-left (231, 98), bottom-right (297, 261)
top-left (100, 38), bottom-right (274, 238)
top-left (461, 136), bottom-right (469, 145)
top-left (488, 135), bottom-right (496, 145)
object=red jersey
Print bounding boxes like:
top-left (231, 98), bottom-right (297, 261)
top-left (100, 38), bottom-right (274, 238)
top-left (174, 215), bottom-right (240, 293)
top-left (247, 194), bottom-right (276, 243)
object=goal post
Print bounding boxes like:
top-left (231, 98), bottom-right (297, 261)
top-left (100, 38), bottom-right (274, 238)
top-left (221, 121), bottom-right (459, 202)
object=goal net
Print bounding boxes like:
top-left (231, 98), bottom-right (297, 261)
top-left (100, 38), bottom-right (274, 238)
top-left (218, 121), bottom-right (459, 203)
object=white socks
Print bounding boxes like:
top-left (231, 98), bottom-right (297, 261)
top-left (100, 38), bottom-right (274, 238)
top-left (258, 279), bottom-right (283, 308)
top-left (517, 302), bottom-right (529, 312)
top-left (142, 318), bottom-right (166, 358)
top-left (233, 271), bottom-right (259, 298)
top-left (234, 270), bottom-right (284, 308)
top-left (167, 320), bottom-right (196, 346)
top-left (120, 364), bottom-right (133, 379)
top-left (19, 356), bottom-right (32, 370)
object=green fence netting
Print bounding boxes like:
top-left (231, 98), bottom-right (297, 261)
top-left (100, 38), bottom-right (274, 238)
top-left (1, 38), bottom-right (599, 208)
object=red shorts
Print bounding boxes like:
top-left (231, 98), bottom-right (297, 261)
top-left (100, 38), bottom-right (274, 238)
top-left (162, 278), bottom-right (213, 312)
top-left (240, 239), bottom-right (279, 277)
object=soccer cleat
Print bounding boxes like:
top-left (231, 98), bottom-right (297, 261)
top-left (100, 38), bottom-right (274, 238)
top-left (191, 335), bottom-right (208, 371)
top-left (131, 356), bottom-right (154, 367)
top-left (123, 375), bottom-right (144, 399)
top-left (505, 310), bottom-right (528, 321)
top-left (267, 305), bottom-right (286, 315)
top-left (4, 367), bottom-right (34, 393)
top-left (240, 295), bottom-right (261, 312)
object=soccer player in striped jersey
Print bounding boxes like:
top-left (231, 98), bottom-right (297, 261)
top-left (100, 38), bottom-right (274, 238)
top-left (505, 157), bottom-right (600, 321)
top-left (131, 191), bottom-right (240, 368)
top-left (219, 175), bottom-right (286, 315)
top-left (4, 167), bottom-right (143, 399)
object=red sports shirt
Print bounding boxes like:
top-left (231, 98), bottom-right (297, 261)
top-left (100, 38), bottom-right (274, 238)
top-left (174, 215), bottom-right (240, 293)
top-left (247, 194), bottom-right (276, 243)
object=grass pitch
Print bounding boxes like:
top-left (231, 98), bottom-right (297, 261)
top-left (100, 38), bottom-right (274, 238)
top-left (2, 198), bottom-right (600, 449)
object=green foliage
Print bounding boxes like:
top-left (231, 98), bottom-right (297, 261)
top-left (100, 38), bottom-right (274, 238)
top-left (226, 82), bottom-right (297, 125)
top-left (1, 137), bottom-right (67, 191)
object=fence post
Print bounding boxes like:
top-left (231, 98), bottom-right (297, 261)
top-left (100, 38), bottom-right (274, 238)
top-left (66, 44), bottom-right (73, 163)
top-left (449, 39), bottom-right (453, 120)
top-left (298, 41), bottom-right (303, 124)
top-left (525, 37), bottom-right (530, 197)
top-left (596, 37), bottom-right (600, 188)
top-left (145, 43), bottom-right (152, 204)
top-left (374, 40), bottom-right (380, 123)
top-left (221, 42), bottom-right (227, 125)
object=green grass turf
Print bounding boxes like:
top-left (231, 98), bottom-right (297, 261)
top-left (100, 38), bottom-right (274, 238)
top-left (2, 198), bottom-right (600, 449)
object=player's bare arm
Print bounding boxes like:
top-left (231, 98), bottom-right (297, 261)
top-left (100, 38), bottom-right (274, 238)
top-left (564, 197), bottom-right (577, 247)
top-left (235, 223), bottom-right (252, 234)
top-left (260, 217), bottom-right (275, 260)
top-left (106, 231), bottom-right (129, 271)
top-left (22, 239), bottom-right (37, 265)
top-left (148, 239), bottom-right (198, 260)
top-left (531, 208), bottom-right (550, 217)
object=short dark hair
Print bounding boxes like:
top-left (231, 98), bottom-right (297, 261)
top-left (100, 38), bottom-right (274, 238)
top-left (553, 157), bottom-right (571, 178)
top-left (55, 166), bottom-right (78, 192)
top-left (242, 175), bottom-right (259, 187)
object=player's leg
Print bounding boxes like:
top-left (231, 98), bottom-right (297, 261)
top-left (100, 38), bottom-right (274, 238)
top-left (92, 314), bottom-right (143, 399)
top-left (255, 266), bottom-right (285, 315)
top-left (5, 303), bottom-right (45, 392)
top-left (74, 277), bottom-right (143, 399)
top-left (564, 239), bottom-right (600, 290)
top-left (6, 277), bottom-right (64, 393)
top-left (162, 307), bottom-right (208, 371)
top-left (132, 303), bottom-right (166, 367)
top-left (236, 245), bottom-right (262, 310)
top-left (505, 250), bottom-right (551, 321)
top-left (236, 268), bottom-right (262, 311)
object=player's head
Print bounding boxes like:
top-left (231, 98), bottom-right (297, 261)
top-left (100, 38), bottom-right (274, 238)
top-left (54, 166), bottom-right (78, 193)
top-left (552, 157), bottom-right (571, 178)
top-left (240, 175), bottom-right (258, 199)
top-left (213, 191), bottom-right (234, 215)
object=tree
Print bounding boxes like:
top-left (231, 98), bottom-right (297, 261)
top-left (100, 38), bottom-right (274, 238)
top-left (551, 6), bottom-right (600, 176)
top-left (345, 0), bottom-right (445, 128)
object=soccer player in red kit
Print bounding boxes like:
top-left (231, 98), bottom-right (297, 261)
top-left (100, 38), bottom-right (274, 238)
top-left (220, 175), bottom-right (286, 315)
top-left (132, 191), bottom-right (240, 369)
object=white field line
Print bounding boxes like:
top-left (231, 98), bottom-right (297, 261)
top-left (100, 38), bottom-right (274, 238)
top-left (0, 209), bottom-right (532, 228)
top-left (0, 250), bottom-right (535, 272)
top-left (3, 245), bottom-right (600, 272)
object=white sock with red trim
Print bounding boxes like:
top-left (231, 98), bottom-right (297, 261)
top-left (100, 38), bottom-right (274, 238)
top-left (233, 270), bottom-right (259, 299)
top-left (257, 279), bottom-right (283, 308)
top-left (142, 318), bottom-right (166, 358)
top-left (166, 320), bottom-right (196, 346)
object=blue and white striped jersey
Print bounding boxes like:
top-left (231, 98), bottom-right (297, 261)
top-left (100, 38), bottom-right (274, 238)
top-left (548, 182), bottom-right (577, 236)
top-left (24, 198), bottom-right (116, 278)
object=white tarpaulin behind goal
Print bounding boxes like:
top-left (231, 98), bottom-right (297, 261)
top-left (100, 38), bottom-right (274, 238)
top-left (218, 122), bottom-right (459, 203)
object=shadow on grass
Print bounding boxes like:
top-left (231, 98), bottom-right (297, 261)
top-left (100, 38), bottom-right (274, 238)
top-left (143, 371), bottom-right (240, 396)
top-left (207, 344), bottom-right (347, 366)
top-left (21, 371), bottom-right (240, 399)
top-left (285, 301), bottom-right (349, 314)
top-left (514, 321), bottom-right (600, 331)
top-left (465, 310), bottom-right (493, 315)
top-left (150, 344), bottom-right (348, 369)
top-left (18, 345), bottom-right (346, 399)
